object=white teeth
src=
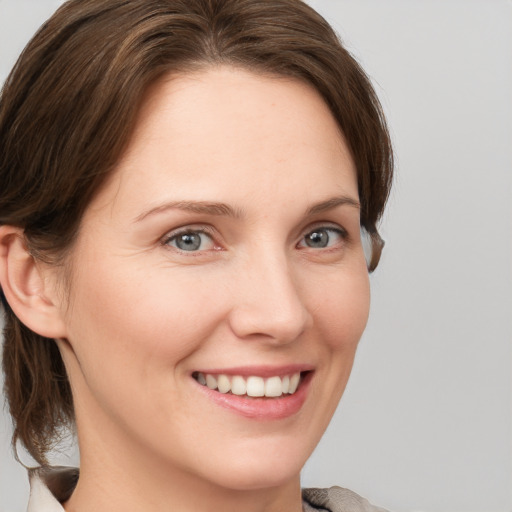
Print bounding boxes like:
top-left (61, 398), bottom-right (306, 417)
top-left (281, 375), bottom-right (290, 394)
top-left (206, 374), bottom-right (217, 390)
top-left (231, 375), bottom-right (246, 395)
top-left (265, 376), bottom-right (283, 397)
top-left (195, 371), bottom-right (303, 398)
top-left (289, 373), bottom-right (300, 394)
top-left (217, 374), bottom-right (231, 394)
top-left (246, 376), bottom-right (265, 397)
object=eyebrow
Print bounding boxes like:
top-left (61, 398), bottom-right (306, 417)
top-left (305, 195), bottom-right (360, 215)
top-left (134, 195), bottom-right (360, 223)
top-left (134, 200), bottom-right (244, 222)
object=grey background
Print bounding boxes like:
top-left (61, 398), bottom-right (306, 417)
top-left (1, 1), bottom-right (511, 511)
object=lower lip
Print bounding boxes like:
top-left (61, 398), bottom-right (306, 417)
top-left (195, 372), bottom-right (313, 420)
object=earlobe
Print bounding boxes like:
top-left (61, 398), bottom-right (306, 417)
top-left (0, 225), bottom-right (68, 339)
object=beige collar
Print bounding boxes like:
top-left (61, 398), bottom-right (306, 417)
top-left (27, 467), bottom-right (78, 512)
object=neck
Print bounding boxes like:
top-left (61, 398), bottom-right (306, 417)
top-left (65, 454), bottom-right (303, 512)
top-left (64, 413), bottom-right (304, 512)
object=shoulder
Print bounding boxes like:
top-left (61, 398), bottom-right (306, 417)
top-left (302, 486), bottom-right (390, 512)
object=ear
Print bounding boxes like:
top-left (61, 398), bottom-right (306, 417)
top-left (0, 225), bottom-right (68, 339)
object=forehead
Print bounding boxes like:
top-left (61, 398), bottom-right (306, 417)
top-left (86, 66), bottom-right (357, 219)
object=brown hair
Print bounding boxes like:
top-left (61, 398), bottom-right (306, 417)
top-left (0, 0), bottom-right (393, 466)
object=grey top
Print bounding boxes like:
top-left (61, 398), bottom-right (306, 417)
top-left (27, 466), bottom-right (388, 512)
top-left (302, 487), bottom-right (389, 512)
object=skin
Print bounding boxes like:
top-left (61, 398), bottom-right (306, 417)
top-left (1, 66), bottom-right (370, 512)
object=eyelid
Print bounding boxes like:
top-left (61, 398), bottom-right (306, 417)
top-left (161, 224), bottom-right (220, 250)
top-left (301, 221), bottom-right (348, 237)
top-left (296, 223), bottom-right (349, 249)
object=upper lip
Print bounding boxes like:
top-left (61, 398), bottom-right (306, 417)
top-left (192, 364), bottom-right (314, 378)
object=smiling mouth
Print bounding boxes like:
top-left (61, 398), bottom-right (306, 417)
top-left (192, 371), bottom-right (306, 398)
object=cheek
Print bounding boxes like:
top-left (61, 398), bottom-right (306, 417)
top-left (310, 264), bottom-right (370, 352)
top-left (61, 261), bottom-right (231, 443)
top-left (63, 261), bottom-right (226, 388)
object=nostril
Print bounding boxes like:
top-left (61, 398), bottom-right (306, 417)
top-left (228, 302), bottom-right (310, 344)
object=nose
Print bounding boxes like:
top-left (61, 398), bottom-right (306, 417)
top-left (227, 251), bottom-right (312, 344)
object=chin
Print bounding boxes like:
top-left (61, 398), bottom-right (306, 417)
top-left (190, 438), bottom-right (312, 492)
top-left (211, 463), bottom-right (301, 492)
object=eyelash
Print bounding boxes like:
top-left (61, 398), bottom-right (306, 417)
top-left (297, 225), bottom-right (348, 251)
top-left (161, 226), bottom-right (219, 253)
top-left (161, 224), bottom-right (349, 254)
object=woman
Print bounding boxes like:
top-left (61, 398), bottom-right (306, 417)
top-left (0, 0), bottom-right (392, 511)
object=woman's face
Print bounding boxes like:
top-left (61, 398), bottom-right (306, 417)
top-left (56, 67), bottom-right (370, 490)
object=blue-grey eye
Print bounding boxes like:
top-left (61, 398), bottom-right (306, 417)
top-left (167, 231), bottom-right (214, 251)
top-left (301, 227), bottom-right (345, 249)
